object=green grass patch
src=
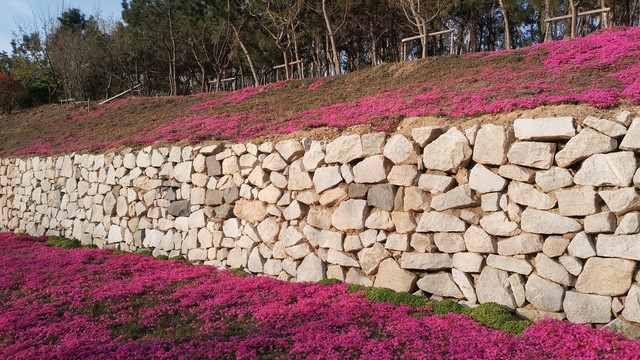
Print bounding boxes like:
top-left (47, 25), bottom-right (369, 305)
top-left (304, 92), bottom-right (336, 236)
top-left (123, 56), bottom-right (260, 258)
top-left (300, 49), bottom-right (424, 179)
top-left (46, 236), bottom-right (82, 249)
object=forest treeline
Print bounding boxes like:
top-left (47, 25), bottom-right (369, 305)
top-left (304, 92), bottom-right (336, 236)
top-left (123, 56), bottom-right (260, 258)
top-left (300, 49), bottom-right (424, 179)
top-left (0, 0), bottom-right (639, 113)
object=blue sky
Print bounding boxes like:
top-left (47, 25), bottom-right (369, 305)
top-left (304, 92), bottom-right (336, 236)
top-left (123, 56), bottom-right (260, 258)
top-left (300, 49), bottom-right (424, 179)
top-left (1, 0), bottom-right (123, 54)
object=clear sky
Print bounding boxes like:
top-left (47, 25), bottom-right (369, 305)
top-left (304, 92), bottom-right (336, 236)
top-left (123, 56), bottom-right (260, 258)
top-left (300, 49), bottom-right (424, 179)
top-left (0, 0), bottom-right (124, 55)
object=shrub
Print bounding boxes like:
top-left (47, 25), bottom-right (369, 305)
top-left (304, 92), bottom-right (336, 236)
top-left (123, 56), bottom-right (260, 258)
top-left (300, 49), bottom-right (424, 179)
top-left (169, 255), bottom-right (185, 261)
top-left (347, 285), bottom-right (431, 309)
top-left (0, 73), bottom-right (26, 114)
top-left (155, 255), bottom-right (169, 260)
top-left (46, 236), bottom-right (82, 249)
top-left (316, 278), bottom-right (343, 286)
top-left (432, 299), bottom-right (465, 315)
top-left (228, 267), bottom-right (249, 277)
top-left (26, 82), bottom-right (50, 106)
top-left (136, 249), bottom-right (153, 257)
top-left (466, 302), bottom-right (531, 335)
top-left (82, 244), bottom-right (98, 249)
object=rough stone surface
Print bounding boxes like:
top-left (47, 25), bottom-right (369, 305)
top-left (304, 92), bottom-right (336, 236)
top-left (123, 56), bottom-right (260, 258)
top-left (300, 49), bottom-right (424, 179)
top-left (583, 116), bottom-right (627, 138)
top-left (326, 249), bottom-right (360, 267)
top-left (463, 226), bottom-right (497, 253)
top-left (616, 212), bottom-right (640, 235)
top-left (476, 266), bottom-right (517, 309)
top-left (401, 253), bottom-right (452, 270)
top-left (567, 232), bottom-right (596, 259)
top-left (559, 255), bottom-right (583, 276)
top-left (472, 124), bottom-right (514, 165)
top-left (312, 166), bottom-right (342, 193)
top-left (431, 185), bottom-right (479, 211)
top-left (520, 209), bottom-right (582, 234)
top-left (575, 257), bottom-right (635, 296)
top-left (599, 187), bottom-right (640, 215)
top-left (497, 233), bottom-right (544, 255)
top-left (362, 133), bottom-right (386, 155)
top-left (411, 126), bottom-right (444, 147)
top-left (507, 142), bottom-right (556, 170)
top-left (486, 254), bottom-right (533, 275)
top-left (452, 268), bottom-right (478, 303)
top-left (416, 212), bottom-right (467, 233)
top-left (605, 318), bottom-right (640, 340)
top-left (275, 139), bottom-right (304, 162)
top-left (535, 253), bottom-right (574, 286)
top-left (596, 233), bottom-right (640, 260)
top-left (555, 128), bottom-right (617, 167)
top-left (468, 164), bottom-right (507, 193)
top-left (514, 117), bottom-right (576, 140)
top-left (525, 274), bottom-right (565, 312)
top-left (584, 211), bottom-right (617, 234)
top-left (296, 253), bottom-right (326, 282)
top-left (233, 199), bottom-right (267, 223)
top-left (353, 155), bottom-right (392, 184)
top-left (332, 199), bottom-right (369, 231)
top-left (479, 211), bottom-right (520, 237)
top-left (418, 173), bottom-right (456, 194)
top-left (287, 161), bottom-right (313, 191)
top-left (535, 167), bottom-right (574, 192)
top-left (417, 273), bottom-right (463, 298)
top-left (374, 258), bottom-right (417, 292)
top-left (509, 274), bottom-right (527, 307)
top-left (563, 291), bottom-right (612, 324)
top-left (620, 117), bottom-right (640, 150)
top-left (358, 243), bottom-right (391, 275)
top-left (433, 233), bottom-right (466, 253)
top-left (325, 134), bottom-right (363, 164)
top-left (507, 181), bottom-right (556, 210)
top-left (622, 285), bottom-right (640, 323)
top-left (422, 128), bottom-right (472, 173)
top-left (387, 165), bottom-right (418, 186)
top-left (574, 152), bottom-right (636, 187)
top-left (498, 164), bottom-right (535, 183)
top-left (556, 186), bottom-right (598, 216)
top-left (383, 134), bottom-right (416, 164)
top-left (452, 252), bottom-right (484, 273)
top-left (367, 184), bottom-right (397, 211)
top-left (542, 236), bottom-right (570, 258)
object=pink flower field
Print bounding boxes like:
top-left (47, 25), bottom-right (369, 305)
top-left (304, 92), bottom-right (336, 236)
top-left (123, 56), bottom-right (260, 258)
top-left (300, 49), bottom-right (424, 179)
top-left (8, 27), bottom-right (640, 156)
top-left (1, 232), bottom-right (639, 359)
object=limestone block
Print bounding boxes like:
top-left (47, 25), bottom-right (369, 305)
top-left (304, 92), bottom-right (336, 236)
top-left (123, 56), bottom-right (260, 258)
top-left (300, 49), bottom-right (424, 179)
top-left (418, 173), bottom-right (456, 194)
top-left (555, 186), bottom-right (598, 217)
top-left (383, 134), bottom-right (416, 164)
top-left (622, 285), bottom-right (640, 322)
top-left (307, 208), bottom-right (333, 230)
top-left (367, 184), bottom-right (397, 211)
top-left (535, 167), bottom-right (574, 192)
top-left (233, 199), bottom-right (267, 223)
top-left (463, 225), bottom-right (497, 253)
top-left (247, 247), bottom-right (265, 273)
top-left (285, 243), bottom-right (311, 260)
top-left (508, 274), bottom-right (527, 307)
top-left (513, 117), bottom-right (575, 140)
top-left (325, 134), bottom-right (363, 164)
top-left (257, 184), bottom-right (282, 204)
top-left (318, 230), bottom-right (343, 251)
top-left (617, 212), bottom-right (640, 235)
top-left (353, 155), bottom-right (392, 184)
top-left (497, 233), bottom-right (544, 255)
top-left (303, 141), bottom-right (325, 171)
top-left (385, 233), bottom-right (410, 251)
top-left (410, 233), bottom-right (437, 253)
top-left (431, 185), bottom-right (479, 211)
top-left (575, 257), bottom-right (635, 296)
top-left (620, 117), bottom-right (640, 150)
top-left (391, 212), bottom-right (416, 234)
top-left (563, 291), bottom-right (612, 324)
top-left (434, 233), bottom-right (466, 253)
top-left (507, 142), bottom-right (555, 170)
top-left (174, 162), bottom-right (193, 183)
top-left (498, 164), bottom-right (535, 183)
top-left (558, 255), bottom-right (583, 276)
top-left (344, 235), bottom-right (363, 253)
top-left (312, 165), bottom-right (343, 193)
top-left (362, 133), bottom-right (386, 155)
top-left (263, 259), bottom-right (283, 276)
top-left (416, 212), bottom-right (467, 233)
top-left (206, 157), bottom-right (222, 176)
top-left (486, 254), bottom-right (533, 275)
top-left (326, 249), bottom-right (359, 267)
top-left (542, 236), bottom-right (570, 258)
top-left (226, 247), bottom-right (248, 268)
top-left (275, 139), bottom-right (304, 162)
top-left (599, 187), bottom-right (640, 215)
top-left (374, 258), bottom-right (417, 292)
top-left (535, 253), bottom-right (574, 286)
top-left (574, 152), bottom-right (636, 187)
top-left (319, 187), bottom-right (347, 207)
top-left (401, 252), bottom-right (452, 270)
top-left (411, 126), bottom-right (444, 147)
top-left (583, 116), bottom-right (627, 138)
top-left (452, 252), bottom-right (484, 273)
top-left (596, 233), bottom-right (640, 260)
top-left (472, 124), bottom-right (514, 165)
top-left (525, 274), bottom-right (565, 312)
top-left (566, 232), bottom-right (596, 259)
top-left (387, 165), bottom-right (418, 186)
top-left (467, 165), bottom-right (507, 195)
top-left (417, 273), bottom-right (463, 298)
top-left (358, 243), bottom-right (391, 274)
top-left (247, 166), bottom-right (268, 188)
top-left (262, 153), bottom-right (288, 172)
top-left (516, 308), bottom-right (565, 322)
top-left (452, 268), bottom-right (478, 303)
top-left (556, 128), bottom-right (617, 167)
top-left (520, 209), bottom-right (582, 235)
top-left (296, 253), bottom-right (326, 282)
top-left (584, 211), bottom-right (616, 234)
top-left (479, 211), bottom-right (520, 237)
top-left (287, 160), bottom-right (313, 191)
top-left (332, 199), bottom-right (369, 231)
top-left (107, 225), bottom-right (124, 244)
top-left (508, 181), bottom-right (556, 210)
top-left (283, 200), bottom-right (309, 221)
top-left (423, 128), bottom-right (472, 172)
top-left (188, 210), bottom-right (206, 229)
top-left (476, 266), bottom-right (517, 309)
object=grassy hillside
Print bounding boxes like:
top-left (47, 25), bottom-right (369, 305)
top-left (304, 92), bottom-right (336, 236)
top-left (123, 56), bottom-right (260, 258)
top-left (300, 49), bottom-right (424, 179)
top-left (1, 27), bottom-right (640, 157)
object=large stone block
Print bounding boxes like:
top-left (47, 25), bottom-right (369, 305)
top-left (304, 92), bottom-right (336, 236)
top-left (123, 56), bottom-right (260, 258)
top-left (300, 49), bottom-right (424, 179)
top-left (476, 266), bottom-right (517, 309)
top-left (535, 167), bottom-right (574, 192)
top-left (525, 274), bottom-right (565, 312)
top-left (332, 199), bottom-right (369, 231)
top-left (452, 268), bottom-right (478, 303)
top-left (418, 173), bottom-right (456, 194)
top-left (463, 226), bottom-right (497, 253)
top-left (452, 252), bottom-right (484, 273)
top-left (325, 134), bottom-right (363, 164)
top-left (383, 134), bottom-right (417, 164)
top-left (486, 254), bottom-right (533, 275)
top-left (468, 164), bottom-right (507, 193)
top-left (513, 117), bottom-right (576, 140)
top-left (374, 258), bottom-right (417, 292)
top-left (555, 128), bottom-right (617, 167)
top-left (417, 273), bottom-right (463, 298)
top-left (275, 139), bottom-right (304, 161)
top-left (367, 184), bottom-right (397, 211)
top-left (563, 291), bottom-right (612, 324)
top-left (620, 117), bottom-right (640, 150)
top-left (520, 209), bottom-right (582, 234)
top-left (574, 152), bottom-right (636, 187)
top-left (599, 187), bottom-right (640, 215)
top-left (387, 165), bottom-right (418, 186)
top-left (422, 128), bottom-right (472, 173)
top-left (622, 285), bottom-right (640, 323)
top-left (416, 212), bottom-right (467, 233)
top-left (312, 165), bottom-right (343, 193)
top-left (358, 243), bottom-right (391, 275)
top-left (411, 126), bottom-right (444, 147)
top-left (584, 211), bottom-right (617, 234)
top-left (353, 155), bottom-right (392, 184)
top-left (575, 257), bottom-right (635, 296)
top-left (431, 185), bottom-right (479, 211)
top-left (556, 186), bottom-right (598, 216)
top-left (583, 116), bottom-right (627, 138)
top-left (497, 233), bottom-right (544, 255)
top-left (567, 232), bottom-right (596, 259)
top-left (596, 233), bottom-right (640, 260)
top-left (296, 253), bottom-right (327, 282)
top-left (233, 199), bottom-right (267, 223)
top-left (535, 253), bottom-right (574, 286)
top-left (479, 211), bottom-right (520, 237)
top-left (507, 181), bottom-right (556, 210)
top-left (507, 142), bottom-right (555, 170)
top-left (472, 124), bottom-right (514, 165)
top-left (401, 253), bottom-right (452, 270)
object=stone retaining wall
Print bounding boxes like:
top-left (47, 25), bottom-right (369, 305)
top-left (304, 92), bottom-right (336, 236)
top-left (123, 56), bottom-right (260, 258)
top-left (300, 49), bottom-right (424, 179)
top-left (3, 110), bottom-right (640, 329)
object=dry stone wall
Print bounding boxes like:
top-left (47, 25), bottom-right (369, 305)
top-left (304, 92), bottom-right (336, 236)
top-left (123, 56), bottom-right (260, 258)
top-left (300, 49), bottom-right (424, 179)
top-left (3, 110), bottom-right (640, 328)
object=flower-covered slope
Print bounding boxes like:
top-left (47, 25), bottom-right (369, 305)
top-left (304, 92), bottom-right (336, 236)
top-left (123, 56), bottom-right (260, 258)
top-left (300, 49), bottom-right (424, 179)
top-left (1, 232), bottom-right (639, 359)
top-left (6, 27), bottom-right (640, 156)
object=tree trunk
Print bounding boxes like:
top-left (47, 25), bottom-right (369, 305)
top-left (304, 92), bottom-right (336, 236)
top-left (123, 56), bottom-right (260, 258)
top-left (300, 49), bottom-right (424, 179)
top-left (544, 0), bottom-right (552, 42)
top-left (569, 0), bottom-right (578, 38)
top-left (322, 0), bottom-right (341, 75)
top-left (231, 25), bottom-right (259, 87)
top-left (498, 0), bottom-right (511, 49)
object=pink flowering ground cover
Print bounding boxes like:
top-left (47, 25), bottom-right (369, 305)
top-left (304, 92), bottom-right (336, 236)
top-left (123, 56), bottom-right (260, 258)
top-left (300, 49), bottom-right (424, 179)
top-left (5, 26), bottom-right (640, 156)
top-left (1, 232), bottom-right (640, 359)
